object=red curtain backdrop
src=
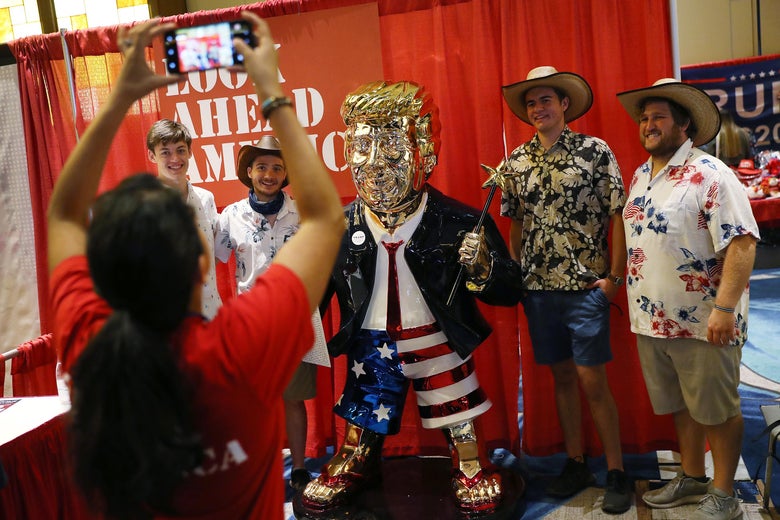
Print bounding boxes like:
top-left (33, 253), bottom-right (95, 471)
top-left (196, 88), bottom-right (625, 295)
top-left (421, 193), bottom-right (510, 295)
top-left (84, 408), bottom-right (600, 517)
top-left (10, 35), bottom-right (73, 336)
top-left (494, 0), bottom-right (679, 455)
top-left (9, 0), bottom-right (677, 458)
top-left (0, 414), bottom-right (93, 519)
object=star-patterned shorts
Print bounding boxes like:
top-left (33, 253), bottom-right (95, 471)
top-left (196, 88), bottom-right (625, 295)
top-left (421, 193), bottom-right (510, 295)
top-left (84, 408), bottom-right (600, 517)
top-left (333, 326), bottom-right (491, 435)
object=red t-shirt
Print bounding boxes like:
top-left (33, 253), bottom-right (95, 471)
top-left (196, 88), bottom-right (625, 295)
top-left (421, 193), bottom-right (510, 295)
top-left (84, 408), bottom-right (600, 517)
top-left (51, 255), bottom-right (313, 519)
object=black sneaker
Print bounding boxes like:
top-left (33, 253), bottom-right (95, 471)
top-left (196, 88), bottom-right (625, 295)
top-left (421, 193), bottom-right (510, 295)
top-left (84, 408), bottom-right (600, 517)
top-left (289, 468), bottom-right (312, 491)
top-left (546, 457), bottom-right (596, 498)
top-left (602, 469), bottom-right (633, 514)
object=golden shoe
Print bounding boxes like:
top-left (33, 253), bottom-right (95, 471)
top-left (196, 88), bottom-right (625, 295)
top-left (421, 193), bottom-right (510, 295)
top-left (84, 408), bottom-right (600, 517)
top-left (451, 467), bottom-right (502, 514)
top-left (301, 423), bottom-right (383, 511)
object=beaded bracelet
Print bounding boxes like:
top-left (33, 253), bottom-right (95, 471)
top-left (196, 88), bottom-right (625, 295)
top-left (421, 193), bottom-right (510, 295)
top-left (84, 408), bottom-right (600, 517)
top-left (261, 96), bottom-right (293, 120)
top-left (714, 304), bottom-right (735, 314)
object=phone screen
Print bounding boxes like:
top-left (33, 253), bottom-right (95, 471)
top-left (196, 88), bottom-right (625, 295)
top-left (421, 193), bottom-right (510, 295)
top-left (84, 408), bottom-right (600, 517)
top-left (164, 20), bottom-right (255, 74)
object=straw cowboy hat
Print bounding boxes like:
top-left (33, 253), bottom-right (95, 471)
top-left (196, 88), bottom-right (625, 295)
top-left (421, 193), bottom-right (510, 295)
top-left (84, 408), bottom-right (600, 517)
top-left (616, 78), bottom-right (721, 147)
top-left (502, 66), bottom-right (593, 124)
top-left (237, 135), bottom-right (286, 188)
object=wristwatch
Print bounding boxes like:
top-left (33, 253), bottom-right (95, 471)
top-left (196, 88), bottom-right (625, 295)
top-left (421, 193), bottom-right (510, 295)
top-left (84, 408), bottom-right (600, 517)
top-left (607, 273), bottom-right (625, 286)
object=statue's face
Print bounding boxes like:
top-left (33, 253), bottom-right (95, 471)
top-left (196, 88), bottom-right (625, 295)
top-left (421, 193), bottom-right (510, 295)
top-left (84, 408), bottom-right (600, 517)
top-left (345, 120), bottom-right (422, 213)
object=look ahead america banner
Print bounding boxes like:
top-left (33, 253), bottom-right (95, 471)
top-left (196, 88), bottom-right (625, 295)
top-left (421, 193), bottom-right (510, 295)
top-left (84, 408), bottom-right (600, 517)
top-left (151, 4), bottom-right (383, 208)
top-left (682, 54), bottom-right (780, 153)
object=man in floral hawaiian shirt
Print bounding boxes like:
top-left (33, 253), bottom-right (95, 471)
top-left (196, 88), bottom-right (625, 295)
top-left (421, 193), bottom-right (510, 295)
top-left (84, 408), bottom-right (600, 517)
top-left (617, 79), bottom-right (759, 520)
top-left (214, 136), bottom-right (316, 492)
top-left (500, 66), bottom-right (631, 514)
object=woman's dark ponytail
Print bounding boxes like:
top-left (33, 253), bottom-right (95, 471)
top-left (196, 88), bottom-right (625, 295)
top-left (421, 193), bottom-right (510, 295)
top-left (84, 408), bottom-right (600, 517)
top-left (69, 311), bottom-right (202, 518)
top-left (69, 174), bottom-right (204, 518)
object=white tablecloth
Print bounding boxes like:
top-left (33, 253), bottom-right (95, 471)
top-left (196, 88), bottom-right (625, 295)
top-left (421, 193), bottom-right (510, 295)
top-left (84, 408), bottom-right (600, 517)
top-left (0, 396), bottom-right (69, 446)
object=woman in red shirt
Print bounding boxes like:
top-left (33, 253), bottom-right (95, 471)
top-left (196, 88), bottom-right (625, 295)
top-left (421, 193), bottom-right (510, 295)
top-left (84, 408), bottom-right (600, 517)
top-left (47, 13), bottom-right (344, 519)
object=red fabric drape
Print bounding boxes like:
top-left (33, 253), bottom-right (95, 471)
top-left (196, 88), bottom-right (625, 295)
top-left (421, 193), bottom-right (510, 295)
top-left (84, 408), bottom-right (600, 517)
top-left (10, 0), bottom-right (677, 458)
top-left (494, 0), bottom-right (679, 455)
top-left (8, 32), bottom-right (165, 333)
top-left (10, 334), bottom-right (57, 397)
top-left (10, 36), bottom-right (73, 335)
top-left (377, 0), bottom-right (678, 456)
top-left (0, 414), bottom-right (93, 519)
top-left (750, 197), bottom-right (780, 228)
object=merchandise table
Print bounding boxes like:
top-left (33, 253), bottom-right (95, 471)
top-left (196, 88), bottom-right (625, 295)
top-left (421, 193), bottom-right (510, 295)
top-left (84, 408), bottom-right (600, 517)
top-left (751, 196), bottom-right (780, 228)
top-left (0, 396), bottom-right (92, 519)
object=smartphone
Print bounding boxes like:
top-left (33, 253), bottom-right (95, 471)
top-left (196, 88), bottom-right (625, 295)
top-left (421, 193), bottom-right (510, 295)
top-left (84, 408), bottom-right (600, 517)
top-left (163, 20), bottom-right (256, 74)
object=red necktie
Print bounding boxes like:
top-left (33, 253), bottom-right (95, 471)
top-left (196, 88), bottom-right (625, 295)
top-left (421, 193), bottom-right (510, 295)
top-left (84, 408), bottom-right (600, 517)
top-left (382, 240), bottom-right (404, 338)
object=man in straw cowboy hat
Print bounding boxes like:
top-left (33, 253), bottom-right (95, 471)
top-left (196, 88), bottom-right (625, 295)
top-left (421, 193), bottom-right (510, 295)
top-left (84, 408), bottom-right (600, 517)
top-left (214, 135), bottom-right (319, 492)
top-left (617, 78), bottom-right (759, 519)
top-left (500, 66), bottom-right (631, 514)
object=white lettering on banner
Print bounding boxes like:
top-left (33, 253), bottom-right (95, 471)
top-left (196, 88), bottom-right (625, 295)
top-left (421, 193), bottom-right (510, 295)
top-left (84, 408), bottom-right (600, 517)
top-left (734, 85), bottom-right (765, 118)
top-left (165, 69), bottom-right (251, 96)
top-left (170, 89), bottom-right (327, 138)
top-left (706, 81), bottom-right (780, 119)
top-left (275, 43), bottom-right (286, 83)
top-left (198, 97), bottom-right (232, 138)
top-left (704, 80), bottom-right (780, 147)
top-left (186, 440), bottom-right (249, 477)
top-left (199, 142), bottom-right (240, 183)
top-left (163, 44), bottom-right (284, 97)
top-left (291, 88), bottom-right (325, 126)
top-left (188, 157), bottom-right (203, 183)
top-left (752, 123), bottom-right (780, 147)
top-left (305, 132), bottom-right (348, 173)
top-left (707, 89), bottom-right (728, 108)
top-left (174, 101), bottom-right (198, 139)
top-left (322, 131), bottom-right (348, 172)
top-left (198, 98), bottom-right (240, 137)
top-left (174, 97), bottom-right (265, 139)
top-left (774, 83), bottom-right (780, 114)
top-left (189, 133), bottom-right (345, 184)
top-left (233, 94), bottom-right (262, 135)
top-left (158, 37), bottom-right (346, 188)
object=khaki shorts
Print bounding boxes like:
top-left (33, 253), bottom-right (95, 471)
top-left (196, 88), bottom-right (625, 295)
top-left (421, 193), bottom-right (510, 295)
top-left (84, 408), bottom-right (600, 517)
top-left (636, 335), bottom-right (741, 425)
top-left (283, 361), bottom-right (317, 401)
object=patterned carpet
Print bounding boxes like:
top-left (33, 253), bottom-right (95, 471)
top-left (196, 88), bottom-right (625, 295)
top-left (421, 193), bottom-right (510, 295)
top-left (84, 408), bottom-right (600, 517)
top-left (284, 260), bottom-right (780, 519)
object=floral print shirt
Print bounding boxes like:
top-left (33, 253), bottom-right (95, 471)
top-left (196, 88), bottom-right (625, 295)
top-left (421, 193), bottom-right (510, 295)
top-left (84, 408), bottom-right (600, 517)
top-left (500, 126), bottom-right (626, 290)
top-left (214, 192), bottom-right (299, 294)
top-left (188, 184), bottom-right (222, 319)
top-left (622, 139), bottom-right (759, 345)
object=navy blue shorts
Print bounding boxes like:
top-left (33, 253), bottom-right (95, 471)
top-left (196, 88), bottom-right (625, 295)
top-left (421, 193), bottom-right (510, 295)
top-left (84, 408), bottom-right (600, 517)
top-left (522, 289), bottom-right (612, 366)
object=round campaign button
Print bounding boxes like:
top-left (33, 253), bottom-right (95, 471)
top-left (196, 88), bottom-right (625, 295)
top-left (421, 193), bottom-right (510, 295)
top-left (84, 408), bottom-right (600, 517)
top-left (351, 230), bottom-right (366, 246)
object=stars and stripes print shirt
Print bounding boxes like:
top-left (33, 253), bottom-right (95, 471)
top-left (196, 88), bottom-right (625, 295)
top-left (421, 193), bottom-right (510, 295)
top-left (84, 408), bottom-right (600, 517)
top-left (623, 139), bottom-right (759, 345)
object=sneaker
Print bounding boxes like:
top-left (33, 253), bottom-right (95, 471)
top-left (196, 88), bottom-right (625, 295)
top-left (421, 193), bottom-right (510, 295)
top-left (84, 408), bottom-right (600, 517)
top-left (289, 468), bottom-right (312, 491)
top-left (546, 457), bottom-right (596, 497)
top-left (602, 469), bottom-right (633, 514)
top-left (691, 492), bottom-right (743, 520)
top-left (642, 474), bottom-right (711, 508)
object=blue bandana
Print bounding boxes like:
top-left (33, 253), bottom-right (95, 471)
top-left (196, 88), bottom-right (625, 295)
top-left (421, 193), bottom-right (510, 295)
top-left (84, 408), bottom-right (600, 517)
top-left (248, 189), bottom-right (284, 215)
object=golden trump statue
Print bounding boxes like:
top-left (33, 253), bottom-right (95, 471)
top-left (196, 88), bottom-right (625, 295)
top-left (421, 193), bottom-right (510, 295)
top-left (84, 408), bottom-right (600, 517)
top-left (300, 81), bottom-right (523, 516)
